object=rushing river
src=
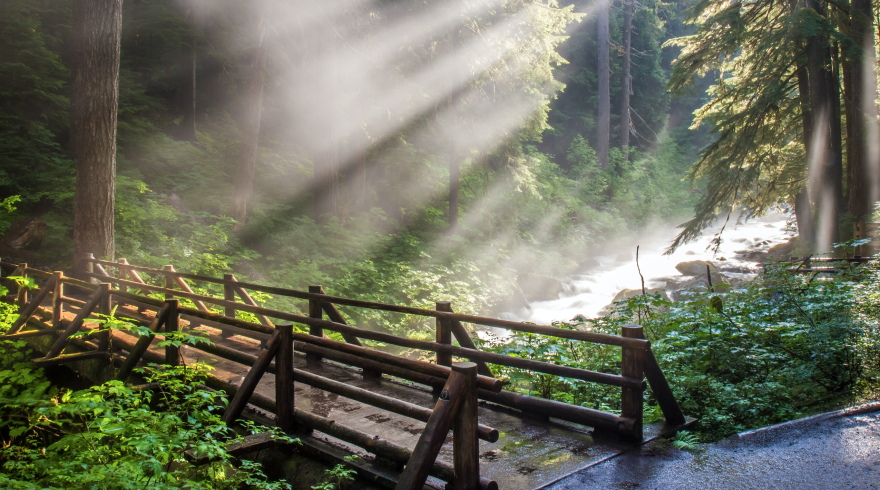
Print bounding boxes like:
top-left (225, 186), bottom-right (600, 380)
top-left (507, 213), bottom-right (793, 326)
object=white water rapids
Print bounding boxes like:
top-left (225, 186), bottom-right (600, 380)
top-left (507, 212), bottom-right (793, 326)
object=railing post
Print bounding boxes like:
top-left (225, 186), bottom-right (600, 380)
top-left (84, 253), bottom-right (95, 283)
top-left (275, 322), bottom-right (295, 432)
top-left (117, 258), bottom-right (128, 293)
top-left (16, 263), bottom-right (27, 307)
top-left (452, 362), bottom-right (479, 490)
top-left (435, 301), bottom-right (453, 368)
top-left (307, 285), bottom-right (324, 363)
top-left (621, 325), bottom-right (645, 439)
top-left (51, 271), bottom-right (63, 329)
top-left (163, 265), bottom-right (175, 300)
top-left (223, 273), bottom-right (236, 318)
top-left (308, 285), bottom-right (324, 337)
top-left (97, 283), bottom-right (112, 352)
top-left (165, 299), bottom-right (181, 367)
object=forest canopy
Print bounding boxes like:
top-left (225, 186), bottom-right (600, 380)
top-left (1, 0), bottom-right (876, 316)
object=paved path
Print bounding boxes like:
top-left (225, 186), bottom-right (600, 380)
top-left (546, 407), bottom-right (880, 489)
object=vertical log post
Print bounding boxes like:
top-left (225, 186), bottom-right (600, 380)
top-left (307, 285), bottom-right (323, 363)
top-left (223, 274), bottom-right (236, 339)
top-left (452, 362), bottom-right (480, 490)
top-left (436, 302), bottom-right (453, 367)
top-left (165, 299), bottom-right (181, 367)
top-left (52, 271), bottom-right (63, 329)
top-left (97, 283), bottom-right (112, 352)
top-left (163, 265), bottom-right (175, 300)
top-left (223, 273), bottom-right (236, 317)
top-left (84, 253), bottom-right (95, 283)
top-left (275, 322), bottom-right (295, 432)
top-left (395, 362), bottom-right (471, 490)
top-left (621, 325), bottom-right (645, 439)
top-left (16, 263), bottom-right (27, 307)
top-left (117, 258), bottom-right (128, 293)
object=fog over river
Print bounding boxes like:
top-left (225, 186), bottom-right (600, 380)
top-left (506, 213), bottom-right (793, 327)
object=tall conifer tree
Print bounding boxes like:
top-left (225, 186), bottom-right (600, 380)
top-left (71, 0), bottom-right (123, 272)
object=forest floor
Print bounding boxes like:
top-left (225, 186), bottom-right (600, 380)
top-left (545, 403), bottom-right (880, 490)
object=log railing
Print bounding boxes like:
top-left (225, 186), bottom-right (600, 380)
top-left (1, 256), bottom-right (692, 488)
top-left (0, 264), bottom-right (498, 489)
top-left (2, 258), bottom-right (688, 434)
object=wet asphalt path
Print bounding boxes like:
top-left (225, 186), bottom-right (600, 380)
top-left (546, 407), bottom-right (880, 490)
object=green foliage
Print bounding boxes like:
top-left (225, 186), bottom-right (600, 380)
top-left (312, 456), bottom-right (360, 490)
top-left (485, 261), bottom-right (880, 441)
top-left (0, 1), bottom-right (72, 207)
top-left (0, 304), bottom-right (293, 489)
top-left (670, 431), bottom-right (701, 451)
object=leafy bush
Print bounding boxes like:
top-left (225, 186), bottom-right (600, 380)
top-left (0, 303), bottom-right (293, 489)
top-left (483, 261), bottom-right (880, 441)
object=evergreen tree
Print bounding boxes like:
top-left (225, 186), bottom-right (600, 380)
top-left (71, 0), bottom-right (123, 271)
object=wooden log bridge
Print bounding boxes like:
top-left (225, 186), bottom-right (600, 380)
top-left (0, 256), bottom-right (693, 489)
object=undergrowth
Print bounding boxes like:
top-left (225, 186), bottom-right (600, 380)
top-left (0, 301), bottom-right (294, 489)
top-left (482, 259), bottom-right (880, 441)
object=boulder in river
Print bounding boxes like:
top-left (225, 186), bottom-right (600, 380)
top-left (578, 257), bottom-right (601, 269)
top-left (675, 260), bottom-right (718, 276)
top-left (517, 273), bottom-right (565, 302)
top-left (610, 287), bottom-right (670, 304)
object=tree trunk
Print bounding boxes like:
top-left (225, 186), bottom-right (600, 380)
top-left (597, 0), bottom-right (610, 168)
top-left (231, 2), bottom-right (270, 234)
top-left (177, 33), bottom-right (198, 142)
top-left (805, 0), bottom-right (839, 246)
top-left (620, 0), bottom-right (633, 151)
top-left (71, 0), bottom-right (123, 274)
top-left (827, 43), bottom-right (844, 216)
top-left (849, 0), bottom-right (874, 218)
top-left (796, 62), bottom-right (816, 245)
top-left (314, 15), bottom-right (341, 222)
top-left (842, 58), bottom-right (855, 207)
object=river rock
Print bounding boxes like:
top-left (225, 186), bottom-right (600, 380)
top-left (517, 273), bottom-right (565, 302)
top-left (578, 257), bottom-right (601, 269)
top-left (675, 260), bottom-right (718, 276)
top-left (610, 287), bottom-right (670, 303)
top-left (767, 237), bottom-right (799, 260)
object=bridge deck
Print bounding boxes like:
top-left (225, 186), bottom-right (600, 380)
top-left (153, 324), bottom-right (680, 488)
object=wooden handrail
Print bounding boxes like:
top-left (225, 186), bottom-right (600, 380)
top-left (292, 337), bottom-right (503, 393)
top-left (296, 333), bottom-right (645, 390)
top-left (79, 257), bottom-right (649, 348)
top-left (99, 274), bottom-right (640, 389)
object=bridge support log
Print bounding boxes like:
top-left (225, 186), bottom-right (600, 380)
top-left (621, 325), bottom-right (645, 439)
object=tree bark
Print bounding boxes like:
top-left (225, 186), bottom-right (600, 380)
top-left (848, 0), bottom-right (874, 218)
top-left (314, 13), bottom-right (341, 222)
top-left (71, 0), bottom-right (123, 274)
top-left (796, 62), bottom-right (816, 245)
top-left (231, 2), bottom-right (270, 234)
top-left (805, 0), bottom-right (839, 245)
top-left (842, 57), bottom-right (855, 206)
top-left (620, 0), bottom-right (633, 151)
top-left (597, 0), bottom-right (610, 168)
top-left (827, 43), bottom-right (844, 216)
